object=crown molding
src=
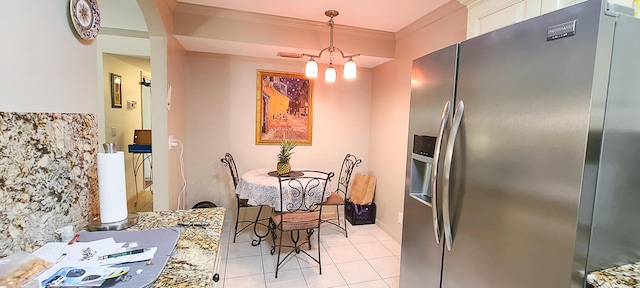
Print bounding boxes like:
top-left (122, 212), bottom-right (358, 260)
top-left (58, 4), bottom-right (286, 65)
top-left (458, 0), bottom-right (490, 8)
top-left (397, 0), bottom-right (466, 40)
top-left (99, 27), bottom-right (149, 39)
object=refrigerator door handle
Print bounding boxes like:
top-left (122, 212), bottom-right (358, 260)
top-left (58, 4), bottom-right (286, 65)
top-left (431, 100), bottom-right (451, 244)
top-left (443, 100), bottom-right (464, 251)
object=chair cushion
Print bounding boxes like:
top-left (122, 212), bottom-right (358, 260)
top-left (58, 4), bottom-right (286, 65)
top-left (271, 211), bottom-right (320, 231)
top-left (323, 192), bottom-right (344, 205)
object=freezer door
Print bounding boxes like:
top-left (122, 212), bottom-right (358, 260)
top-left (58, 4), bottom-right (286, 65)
top-left (400, 44), bottom-right (458, 288)
top-left (440, 1), bottom-right (604, 288)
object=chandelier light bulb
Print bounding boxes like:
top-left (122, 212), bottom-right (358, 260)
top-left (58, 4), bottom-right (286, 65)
top-left (325, 65), bottom-right (337, 83)
top-left (291, 10), bottom-right (359, 83)
top-left (344, 59), bottom-right (357, 79)
top-left (305, 59), bottom-right (318, 78)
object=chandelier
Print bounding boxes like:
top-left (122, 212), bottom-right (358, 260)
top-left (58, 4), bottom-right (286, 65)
top-left (303, 10), bottom-right (359, 82)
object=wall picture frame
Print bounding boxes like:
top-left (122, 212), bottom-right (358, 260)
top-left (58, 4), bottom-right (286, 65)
top-left (111, 73), bottom-right (122, 108)
top-left (256, 70), bottom-right (314, 145)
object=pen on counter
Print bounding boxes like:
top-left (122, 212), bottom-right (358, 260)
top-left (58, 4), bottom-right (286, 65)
top-left (55, 253), bottom-right (68, 263)
top-left (67, 234), bottom-right (80, 245)
top-left (98, 248), bottom-right (150, 260)
top-left (177, 223), bottom-right (209, 227)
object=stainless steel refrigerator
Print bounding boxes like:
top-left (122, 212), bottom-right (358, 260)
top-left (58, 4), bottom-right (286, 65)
top-left (400, 0), bottom-right (640, 287)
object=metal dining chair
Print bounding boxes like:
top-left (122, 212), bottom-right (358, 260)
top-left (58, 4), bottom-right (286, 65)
top-left (268, 170), bottom-right (334, 278)
top-left (221, 153), bottom-right (267, 244)
top-left (321, 154), bottom-right (362, 237)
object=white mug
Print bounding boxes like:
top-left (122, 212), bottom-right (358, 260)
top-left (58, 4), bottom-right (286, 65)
top-left (56, 225), bottom-right (74, 242)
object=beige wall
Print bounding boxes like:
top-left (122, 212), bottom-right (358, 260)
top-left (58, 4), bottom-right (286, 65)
top-left (0, 2), bottom-right (97, 113)
top-left (137, 0), bottom-right (186, 211)
top-left (167, 36), bottom-right (188, 210)
top-left (102, 54), bottom-right (149, 205)
top-left (183, 53), bottom-right (372, 216)
top-left (369, 1), bottom-right (468, 241)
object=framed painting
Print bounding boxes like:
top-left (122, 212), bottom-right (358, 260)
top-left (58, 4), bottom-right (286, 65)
top-left (256, 70), bottom-right (314, 145)
top-left (111, 73), bottom-right (122, 108)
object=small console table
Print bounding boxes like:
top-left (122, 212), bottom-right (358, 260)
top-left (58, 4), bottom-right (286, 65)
top-left (128, 144), bottom-right (152, 207)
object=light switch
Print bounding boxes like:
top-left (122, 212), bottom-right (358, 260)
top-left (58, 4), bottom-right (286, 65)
top-left (111, 127), bottom-right (117, 137)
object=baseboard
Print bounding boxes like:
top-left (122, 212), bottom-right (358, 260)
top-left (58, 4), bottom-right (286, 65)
top-left (374, 219), bottom-right (402, 243)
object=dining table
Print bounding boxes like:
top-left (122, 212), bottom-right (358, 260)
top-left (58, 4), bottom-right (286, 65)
top-left (235, 167), bottom-right (333, 245)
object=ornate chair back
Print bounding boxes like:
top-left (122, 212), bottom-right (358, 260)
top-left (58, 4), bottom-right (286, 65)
top-left (269, 170), bottom-right (334, 278)
top-left (221, 153), bottom-right (239, 189)
top-left (336, 154), bottom-right (362, 200)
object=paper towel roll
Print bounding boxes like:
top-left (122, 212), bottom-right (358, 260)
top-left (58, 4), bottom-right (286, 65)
top-left (97, 151), bottom-right (128, 223)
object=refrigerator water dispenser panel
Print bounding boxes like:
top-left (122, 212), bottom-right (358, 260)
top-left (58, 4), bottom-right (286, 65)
top-left (413, 135), bottom-right (436, 157)
top-left (410, 135), bottom-right (437, 206)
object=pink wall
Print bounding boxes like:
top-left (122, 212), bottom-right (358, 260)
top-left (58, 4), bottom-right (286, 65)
top-left (183, 53), bottom-right (372, 214)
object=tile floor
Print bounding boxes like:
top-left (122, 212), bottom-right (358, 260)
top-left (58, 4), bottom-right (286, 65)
top-left (216, 217), bottom-right (401, 288)
top-left (128, 190), bottom-right (153, 213)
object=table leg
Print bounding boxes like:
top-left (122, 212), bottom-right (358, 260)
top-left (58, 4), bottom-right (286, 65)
top-left (251, 206), bottom-right (269, 246)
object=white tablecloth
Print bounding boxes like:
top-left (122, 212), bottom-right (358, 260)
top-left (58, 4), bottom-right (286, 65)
top-left (236, 168), bottom-right (332, 211)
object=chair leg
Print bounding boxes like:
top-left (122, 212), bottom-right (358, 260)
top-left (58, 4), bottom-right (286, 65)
top-left (336, 205), bottom-right (348, 237)
top-left (343, 205), bottom-right (348, 238)
top-left (233, 201), bottom-right (241, 243)
top-left (276, 227), bottom-right (283, 278)
top-left (306, 229), bottom-right (312, 250)
top-left (269, 218), bottom-right (277, 255)
top-left (318, 227), bottom-right (322, 275)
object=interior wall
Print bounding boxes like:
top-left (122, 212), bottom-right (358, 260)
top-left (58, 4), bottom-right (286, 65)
top-left (369, 1), bottom-right (468, 242)
top-left (1, 2), bottom-right (97, 113)
top-left (184, 53), bottom-right (372, 217)
top-left (102, 54), bottom-right (149, 206)
top-left (0, 2), bottom-right (100, 254)
top-left (137, 0), bottom-right (177, 211)
top-left (167, 36), bottom-right (188, 210)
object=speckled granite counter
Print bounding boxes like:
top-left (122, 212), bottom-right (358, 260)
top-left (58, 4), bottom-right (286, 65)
top-left (587, 262), bottom-right (640, 288)
top-left (124, 208), bottom-right (225, 287)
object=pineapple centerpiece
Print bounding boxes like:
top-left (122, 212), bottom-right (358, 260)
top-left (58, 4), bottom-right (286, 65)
top-left (277, 139), bottom-right (297, 175)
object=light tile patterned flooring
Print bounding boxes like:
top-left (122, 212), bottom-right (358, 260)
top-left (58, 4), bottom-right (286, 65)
top-left (128, 190), bottom-right (153, 213)
top-left (217, 217), bottom-right (401, 288)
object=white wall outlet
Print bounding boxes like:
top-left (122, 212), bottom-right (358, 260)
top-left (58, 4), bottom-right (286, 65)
top-left (110, 127), bottom-right (116, 137)
top-left (398, 212), bottom-right (404, 224)
top-left (168, 135), bottom-right (179, 150)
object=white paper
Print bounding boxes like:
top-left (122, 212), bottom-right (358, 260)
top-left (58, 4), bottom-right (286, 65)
top-left (33, 238), bottom-right (125, 286)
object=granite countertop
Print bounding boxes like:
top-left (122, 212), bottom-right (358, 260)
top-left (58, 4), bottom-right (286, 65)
top-left (126, 207), bottom-right (225, 288)
top-left (587, 262), bottom-right (640, 288)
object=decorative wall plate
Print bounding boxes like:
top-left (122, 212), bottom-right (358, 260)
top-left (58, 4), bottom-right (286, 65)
top-left (70, 0), bottom-right (100, 41)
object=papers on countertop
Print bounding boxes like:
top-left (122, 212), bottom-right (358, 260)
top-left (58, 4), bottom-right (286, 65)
top-left (32, 237), bottom-right (157, 287)
top-left (40, 266), bottom-right (129, 287)
top-left (97, 247), bottom-right (156, 266)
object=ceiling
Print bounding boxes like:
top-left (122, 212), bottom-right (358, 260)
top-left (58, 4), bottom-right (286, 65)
top-left (176, 0), bottom-right (450, 32)
top-left (99, 0), bottom-right (452, 68)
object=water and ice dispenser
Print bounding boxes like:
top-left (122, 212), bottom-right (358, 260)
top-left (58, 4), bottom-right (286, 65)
top-left (409, 135), bottom-right (437, 206)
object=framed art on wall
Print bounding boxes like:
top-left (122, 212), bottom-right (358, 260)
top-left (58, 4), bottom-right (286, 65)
top-left (111, 73), bottom-right (122, 108)
top-left (256, 70), bottom-right (314, 145)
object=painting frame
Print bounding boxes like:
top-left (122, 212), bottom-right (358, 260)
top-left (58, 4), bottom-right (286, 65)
top-left (111, 73), bottom-right (122, 108)
top-left (256, 70), bottom-right (314, 145)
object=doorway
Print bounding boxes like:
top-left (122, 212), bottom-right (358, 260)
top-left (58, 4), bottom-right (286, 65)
top-left (140, 72), bottom-right (153, 211)
top-left (101, 54), bottom-right (153, 212)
